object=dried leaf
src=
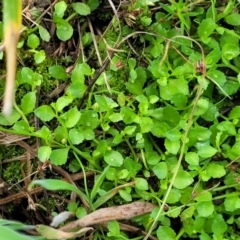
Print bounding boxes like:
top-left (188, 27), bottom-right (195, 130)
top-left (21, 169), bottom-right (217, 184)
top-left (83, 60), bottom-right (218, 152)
top-left (36, 224), bottom-right (93, 239)
top-left (61, 201), bottom-right (156, 231)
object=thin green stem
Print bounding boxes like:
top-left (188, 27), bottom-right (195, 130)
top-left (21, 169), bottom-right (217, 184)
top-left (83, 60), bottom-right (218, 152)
top-left (124, 137), bottom-right (138, 161)
top-left (148, 134), bottom-right (164, 155)
top-left (13, 102), bottom-right (29, 126)
top-left (71, 145), bottom-right (101, 170)
top-left (72, 151), bottom-right (93, 209)
top-left (219, 58), bottom-right (240, 74)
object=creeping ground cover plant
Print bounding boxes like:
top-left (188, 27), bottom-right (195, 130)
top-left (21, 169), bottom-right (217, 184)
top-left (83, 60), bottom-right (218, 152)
top-left (1, 0), bottom-right (240, 239)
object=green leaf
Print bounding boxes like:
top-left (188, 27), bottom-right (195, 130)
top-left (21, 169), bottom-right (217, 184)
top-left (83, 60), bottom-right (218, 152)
top-left (62, 107), bottom-right (81, 128)
top-left (76, 207), bottom-right (87, 219)
top-left (141, 16), bottom-right (152, 26)
top-left (79, 110), bottom-right (99, 129)
top-left (164, 139), bottom-right (180, 154)
top-left (185, 152), bottom-right (199, 165)
top-left (72, 2), bottom-right (91, 16)
top-left (104, 150), bottom-right (123, 167)
top-left (173, 170), bottom-right (194, 189)
top-left (55, 96), bottom-right (73, 112)
top-left (207, 70), bottom-right (226, 86)
top-left (95, 95), bottom-right (118, 111)
top-left (69, 128), bottom-right (84, 145)
top-left (50, 148), bottom-right (69, 165)
top-left (128, 58), bottom-right (136, 69)
top-left (135, 177), bottom-right (148, 190)
top-left (136, 95), bottom-right (149, 115)
top-left (71, 63), bottom-right (92, 83)
top-left (27, 34), bottom-right (40, 49)
top-left (181, 206), bottom-right (195, 220)
top-left (157, 226), bottom-right (176, 240)
top-left (34, 105), bottom-right (55, 122)
top-left (217, 121), bottom-right (236, 135)
top-left (187, 126), bottom-right (212, 146)
top-left (21, 91), bottom-right (36, 114)
top-left (153, 162), bottom-right (168, 179)
top-left (124, 158), bottom-right (142, 178)
top-left (198, 18), bottom-right (215, 39)
top-left (195, 191), bottom-right (212, 202)
top-left (34, 50), bottom-right (46, 64)
top-left (67, 82), bottom-right (87, 98)
top-left (83, 128), bottom-right (95, 140)
top-left (108, 113), bottom-right (123, 122)
top-left (222, 44), bottom-right (240, 60)
top-left (35, 126), bottom-right (52, 140)
top-left (49, 65), bottom-right (69, 80)
top-left (54, 1), bottom-right (67, 17)
top-left (138, 117), bottom-right (153, 133)
top-left (20, 67), bottom-right (36, 86)
top-left (229, 106), bottom-right (240, 119)
top-left (163, 106), bottom-right (180, 125)
top-left (108, 220), bottom-right (120, 236)
top-left (198, 146), bottom-right (217, 158)
top-left (211, 214), bottom-right (227, 236)
top-left (54, 126), bottom-right (68, 142)
top-left (28, 179), bottom-right (87, 200)
top-left (151, 120), bottom-right (170, 137)
top-left (106, 167), bottom-right (117, 181)
top-left (121, 126), bottom-right (136, 135)
top-left (224, 195), bottom-right (239, 212)
top-left (87, 0), bottom-right (99, 11)
top-left (38, 26), bottom-right (50, 42)
top-left (13, 120), bottom-right (30, 133)
top-left (222, 80), bottom-right (239, 95)
top-left (197, 201), bottom-right (214, 217)
top-left (171, 93), bottom-right (188, 108)
top-left (206, 163), bottom-right (226, 178)
top-left (119, 190), bottom-right (132, 202)
top-left (166, 189), bottom-right (181, 204)
top-left (121, 106), bottom-right (137, 124)
top-left (195, 98), bottom-right (209, 116)
top-left (160, 78), bottom-right (189, 101)
top-left (201, 103), bottom-right (219, 122)
top-left (56, 19), bottom-right (73, 41)
top-left (225, 13), bottom-right (240, 26)
top-left (205, 47), bottom-right (222, 65)
top-left (38, 146), bottom-right (52, 162)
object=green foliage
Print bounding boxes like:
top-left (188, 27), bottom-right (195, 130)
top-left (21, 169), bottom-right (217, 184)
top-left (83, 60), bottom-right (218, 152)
top-left (2, 0), bottom-right (240, 239)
